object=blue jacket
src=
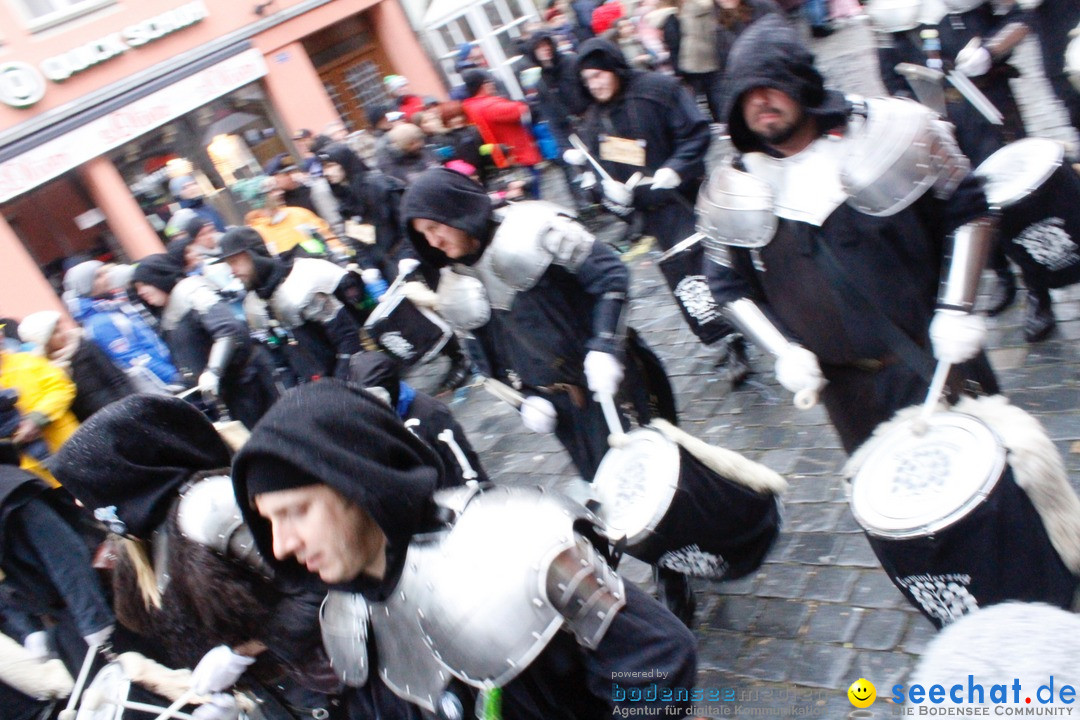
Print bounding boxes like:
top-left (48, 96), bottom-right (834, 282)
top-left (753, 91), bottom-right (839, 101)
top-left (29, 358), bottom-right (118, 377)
top-left (70, 296), bottom-right (179, 385)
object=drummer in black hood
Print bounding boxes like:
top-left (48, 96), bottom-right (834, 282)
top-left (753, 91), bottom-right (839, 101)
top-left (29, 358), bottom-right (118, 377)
top-left (233, 380), bottom-right (698, 720)
top-left (698, 16), bottom-right (1000, 453)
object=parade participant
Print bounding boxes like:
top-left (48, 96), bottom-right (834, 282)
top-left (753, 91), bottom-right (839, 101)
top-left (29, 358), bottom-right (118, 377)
top-left (697, 16), bottom-right (999, 453)
top-left (232, 380), bottom-right (698, 720)
top-left (1023, 0), bottom-right (1080, 133)
top-left (573, 38), bottom-right (751, 384)
top-left (132, 253), bottom-right (278, 428)
top-left (217, 227), bottom-right (364, 378)
top-left (51, 394), bottom-right (345, 720)
top-left (349, 351), bottom-right (488, 487)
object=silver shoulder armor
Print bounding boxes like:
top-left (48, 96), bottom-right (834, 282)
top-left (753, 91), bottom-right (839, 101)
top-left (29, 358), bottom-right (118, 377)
top-left (487, 202), bottom-right (595, 292)
top-left (320, 591), bottom-right (370, 688)
top-left (272, 259), bottom-right (345, 328)
top-left (436, 268), bottom-right (491, 331)
top-left (176, 475), bottom-right (271, 577)
top-left (695, 160), bottom-right (777, 258)
top-left (842, 96), bottom-right (970, 216)
top-left (866, 0), bottom-right (922, 32)
top-left (414, 486), bottom-right (624, 688)
top-left (1068, 31), bottom-right (1080, 92)
top-left (161, 276), bottom-right (220, 332)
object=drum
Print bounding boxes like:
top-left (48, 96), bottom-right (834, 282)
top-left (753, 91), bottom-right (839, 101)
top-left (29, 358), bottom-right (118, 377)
top-left (849, 410), bottom-right (1079, 628)
top-left (656, 233), bottom-right (733, 346)
top-left (363, 291), bottom-right (452, 367)
top-left (974, 138), bottom-right (1080, 289)
top-left (591, 424), bottom-right (781, 580)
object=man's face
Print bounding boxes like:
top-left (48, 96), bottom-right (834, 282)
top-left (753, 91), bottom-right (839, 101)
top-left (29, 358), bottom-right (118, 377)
top-left (324, 162), bottom-right (346, 185)
top-left (255, 484), bottom-right (387, 584)
top-left (225, 252), bottom-right (257, 289)
top-left (134, 282), bottom-right (168, 308)
top-left (581, 68), bottom-right (619, 103)
top-left (535, 41), bottom-right (554, 63)
top-left (741, 87), bottom-right (806, 147)
top-left (411, 219), bottom-right (481, 259)
top-left (194, 224), bottom-right (218, 250)
top-left (178, 180), bottom-right (202, 200)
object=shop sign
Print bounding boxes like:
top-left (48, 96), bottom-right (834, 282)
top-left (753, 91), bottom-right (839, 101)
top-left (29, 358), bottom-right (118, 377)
top-left (0, 48), bottom-right (267, 204)
top-left (0, 62), bottom-right (47, 108)
top-left (40, 1), bottom-right (208, 83)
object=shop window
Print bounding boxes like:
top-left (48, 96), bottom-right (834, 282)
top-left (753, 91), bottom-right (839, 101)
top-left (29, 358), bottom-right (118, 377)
top-left (12, 0), bottom-right (114, 31)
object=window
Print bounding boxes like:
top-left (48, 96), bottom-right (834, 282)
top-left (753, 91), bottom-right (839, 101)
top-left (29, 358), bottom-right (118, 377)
top-left (12, 0), bottom-right (114, 31)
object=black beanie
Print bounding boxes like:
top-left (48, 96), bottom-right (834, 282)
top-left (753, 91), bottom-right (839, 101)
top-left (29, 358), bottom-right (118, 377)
top-left (132, 254), bottom-right (184, 294)
top-left (179, 214), bottom-right (210, 243)
top-left (232, 380), bottom-right (443, 595)
top-left (51, 394), bottom-right (232, 538)
top-left (462, 69), bottom-right (493, 98)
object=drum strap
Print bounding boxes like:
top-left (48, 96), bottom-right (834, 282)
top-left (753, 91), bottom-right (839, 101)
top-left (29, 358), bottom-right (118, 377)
top-left (813, 240), bottom-right (936, 383)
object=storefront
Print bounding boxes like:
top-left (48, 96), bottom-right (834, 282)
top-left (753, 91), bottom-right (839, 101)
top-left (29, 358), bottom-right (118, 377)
top-left (0, 0), bottom-right (445, 318)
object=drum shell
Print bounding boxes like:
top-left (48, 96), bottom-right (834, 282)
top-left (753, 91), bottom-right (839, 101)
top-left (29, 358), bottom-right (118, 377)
top-left (624, 447), bottom-right (781, 580)
top-left (364, 294), bottom-right (452, 367)
top-left (997, 163), bottom-right (1080, 289)
top-left (863, 466), bottom-right (1078, 629)
top-left (656, 235), bottom-right (732, 346)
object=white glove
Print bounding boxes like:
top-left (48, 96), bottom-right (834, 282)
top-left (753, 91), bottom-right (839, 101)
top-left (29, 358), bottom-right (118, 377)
top-left (955, 46), bottom-right (992, 77)
top-left (583, 351), bottom-right (624, 397)
top-left (775, 345), bottom-right (825, 396)
top-left (83, 625), bottom-right (113, 648)
top-left (23, 631), bottom-right (50, 661)
top-left (651, 167), bottom-right (681, 190)
top-left (520, 396), bottom-right (558, 434)
top-left (601, 178), bottom-right (633, 207)
top-left (579, 170), bottom-right (597, 190)
top-left (400, 281), bottom-right (440, 309)
top-left (190, 646), bottom-right (256, 695)
top-left (193, 693), bottom-right (240, 720)
top-left (930, 309), bottom-right (986, 364)
top-left (563, 148), bottom-right (588, 166)
top-left (197, 370), bottom-right (220, 401)
top-left (397, 258), bottom-right (420, 277)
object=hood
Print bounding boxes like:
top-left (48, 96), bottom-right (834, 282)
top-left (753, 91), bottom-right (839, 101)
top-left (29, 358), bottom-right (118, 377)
top-left (231, 380), bottom-right (443, 599)
top-left (721, 14), bottom-right (850, 154)
top-left (402, 167), bottom-right (495, 269)
top-left (132, 254), bottom-right (185, 294)
top-left (51, 394), bottom-right (232, 538)
top-left (525, 31), bottom-right (563, 69)
top-left (63, 260), bottom-right (104, 299)
top-left (574, 38), bottom-right (636, 102)
top-left (320, 142), bottom-right (370, 181)
top-left (348, 351), bottom-right (403, 409)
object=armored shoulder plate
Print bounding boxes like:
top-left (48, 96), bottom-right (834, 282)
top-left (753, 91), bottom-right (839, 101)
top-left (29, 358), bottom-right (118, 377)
top-left (162, 276), bottom-right (221, 332)
top-left (320, 591), bottom-right (370, 688)
top-left (176, 475), bottom-right (270, 577)
top-left (866, 0), bottom-right (923, 32)
top-left (271, 259), bottom-right (345, 328)
top-left (841, 96), bottom-right (969, 216)
top-left (436, 268), bottom-right (491, 331)
top-left (695, 160), bottom-right (778, 255)
top-left (487, 202), bottom-right (595, 293)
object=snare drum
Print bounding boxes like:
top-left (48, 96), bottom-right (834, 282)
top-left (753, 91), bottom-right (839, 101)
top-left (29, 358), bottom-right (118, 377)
top-left (656, 233), bottom-right (732, 346)
top-left (975, 138), bottom-right (1080, 289)
top-left (850, 410), bottom-right (1078, 628)
top-left (591, 426), bottom-right (781, 580)
top-left (364, 292), bottom-right (452, 367)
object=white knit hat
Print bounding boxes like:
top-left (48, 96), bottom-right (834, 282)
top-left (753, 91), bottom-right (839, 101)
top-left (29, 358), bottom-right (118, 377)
top-left (18, 311), bottom-right (61, 355)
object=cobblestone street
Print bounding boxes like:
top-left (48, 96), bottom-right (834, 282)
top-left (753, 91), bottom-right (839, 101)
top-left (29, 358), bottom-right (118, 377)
top-left (406, 18), bottom-right (1080, 717)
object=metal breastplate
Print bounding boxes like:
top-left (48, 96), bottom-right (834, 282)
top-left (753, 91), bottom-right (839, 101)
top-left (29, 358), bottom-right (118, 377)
top-left (743, 136), bottom-right (849, 227)
top-left (318, 486), bottom-right (625, 709)
top-left (841, 96), bottom-right (970, 216)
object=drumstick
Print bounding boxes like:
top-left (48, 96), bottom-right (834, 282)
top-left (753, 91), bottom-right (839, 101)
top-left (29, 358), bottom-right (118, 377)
top-left (481, 377), bottom-right (525, 409)
top-left (57, 642), bottom-right (99, 720)
top-left (150, 688), bottom-right (198, 720)
top-left (793, 389), bottom-right (818, 410)
top-left (596, 393), bottom-right (625, 439)
top-left (912, 360), bottom-right (952, 436)
top-left (569, 134), bottom-right (618, 184)
top-left (81, 687), bottom-right (199, 720)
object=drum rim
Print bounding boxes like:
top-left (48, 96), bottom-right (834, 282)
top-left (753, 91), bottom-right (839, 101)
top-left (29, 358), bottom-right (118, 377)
top-left (591, 426), bottom-right (681, 547)
top-left (974, 137), bottom-right (1064, 209)
top-left (850, 411), bottom-right (1008, 539)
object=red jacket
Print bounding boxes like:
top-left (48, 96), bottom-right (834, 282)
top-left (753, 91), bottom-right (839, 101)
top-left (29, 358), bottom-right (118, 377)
top-left (462, 94), bottom-right (542, 167)
top-left (591, 1), bottom-right (624, 35)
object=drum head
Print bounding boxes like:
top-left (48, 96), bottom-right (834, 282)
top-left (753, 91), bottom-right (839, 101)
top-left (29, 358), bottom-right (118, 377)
top-left (974, 138), bottom-right (1064, 209)
top-left (851, 412), bottom-right (1007, 538)
top-left (591, 428), bottom-right (681, 546)
top-left (77, 662), bottom-right (131, 720)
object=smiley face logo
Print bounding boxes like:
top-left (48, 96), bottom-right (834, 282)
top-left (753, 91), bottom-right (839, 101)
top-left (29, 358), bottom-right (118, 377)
top-left (848, 678), bottom-right (876, 708)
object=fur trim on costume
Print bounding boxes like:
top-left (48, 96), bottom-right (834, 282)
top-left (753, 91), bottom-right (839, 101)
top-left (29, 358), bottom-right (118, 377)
top-left (845, 395), bottom-right (1080, 576)
top-left (0, 631), bottom-right (74, 700)
top-left (649, 419), bottom-right (788, 495)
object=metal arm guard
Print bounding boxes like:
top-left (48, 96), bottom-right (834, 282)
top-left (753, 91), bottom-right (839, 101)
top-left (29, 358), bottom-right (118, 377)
top-left (176, 475), bottom-right (272, 577)
top-left (591, 291), bottom-right (629, 354)
top-left (937, 217), bottom-right (997, 313)
top-left (984, 21), bottom-right (1030, 60)
top-left (204, 334), bottom-right (237, 377)
top-left (723, 298), bottom-right (796, 359)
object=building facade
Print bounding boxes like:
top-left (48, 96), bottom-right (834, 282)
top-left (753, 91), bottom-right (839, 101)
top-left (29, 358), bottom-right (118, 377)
top-left (0, 0), bottom-right (445, 317)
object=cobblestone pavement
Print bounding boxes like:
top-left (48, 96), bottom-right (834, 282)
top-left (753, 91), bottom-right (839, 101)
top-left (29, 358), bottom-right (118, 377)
top-left (405, 19), bottom-right (1080, 717)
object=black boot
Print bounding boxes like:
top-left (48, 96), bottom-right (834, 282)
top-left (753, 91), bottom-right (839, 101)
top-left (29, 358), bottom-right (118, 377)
top-left (437, 337), bottom-right (473, 394)
top-left (655, 567), bottom-right (696, 628)
top-left (716, 334), bottom-right (750, 387)
top-left (985, 270), bottom-right (1017, 317)
top-left (1024, 287), bottom-right (1056, 342)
